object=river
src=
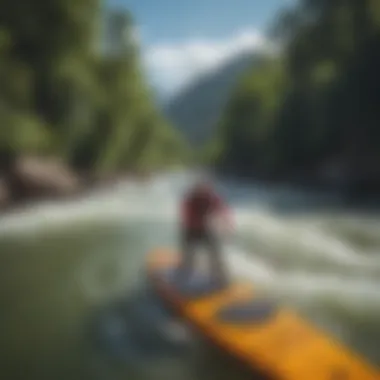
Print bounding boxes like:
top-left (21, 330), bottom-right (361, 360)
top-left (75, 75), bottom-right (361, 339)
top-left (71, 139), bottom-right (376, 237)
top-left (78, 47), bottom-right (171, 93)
top-left (0, 171), bottom-right (379, 380)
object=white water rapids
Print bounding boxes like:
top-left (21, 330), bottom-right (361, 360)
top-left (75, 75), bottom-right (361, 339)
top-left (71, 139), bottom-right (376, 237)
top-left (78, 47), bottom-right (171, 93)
top-left (0, 171), bottom-right (379, 380)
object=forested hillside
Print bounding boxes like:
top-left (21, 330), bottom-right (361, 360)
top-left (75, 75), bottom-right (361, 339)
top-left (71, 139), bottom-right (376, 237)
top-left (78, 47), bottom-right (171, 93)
top-left (212, 0), bottom-right (380, 197)
top-left (165, 52), bottom-right (257, 145)
top-left (0, 0), bottom-right (185, 176)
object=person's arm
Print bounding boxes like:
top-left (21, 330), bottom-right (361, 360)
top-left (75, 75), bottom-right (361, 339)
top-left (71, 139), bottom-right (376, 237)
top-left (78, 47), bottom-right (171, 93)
top-left (212, 193), bottom-right (234, 231)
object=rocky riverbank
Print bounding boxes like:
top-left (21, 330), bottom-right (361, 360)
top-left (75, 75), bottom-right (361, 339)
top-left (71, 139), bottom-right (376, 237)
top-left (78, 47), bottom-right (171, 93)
top-left (0, 155), bottom-right (146, 213)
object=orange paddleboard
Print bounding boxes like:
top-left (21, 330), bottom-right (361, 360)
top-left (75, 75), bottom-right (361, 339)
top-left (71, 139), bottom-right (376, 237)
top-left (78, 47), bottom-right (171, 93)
top-left (146, 248), bottom-right (380, 380)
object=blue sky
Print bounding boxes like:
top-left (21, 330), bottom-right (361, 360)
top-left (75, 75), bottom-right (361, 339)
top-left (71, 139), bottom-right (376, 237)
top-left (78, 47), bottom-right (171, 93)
top-left (108, 0), bottom-right (289, 96)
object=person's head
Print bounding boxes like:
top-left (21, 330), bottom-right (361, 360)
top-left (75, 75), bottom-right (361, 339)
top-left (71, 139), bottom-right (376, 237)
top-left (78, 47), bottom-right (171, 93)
top-left (192, 171), bottom-right (213, 194)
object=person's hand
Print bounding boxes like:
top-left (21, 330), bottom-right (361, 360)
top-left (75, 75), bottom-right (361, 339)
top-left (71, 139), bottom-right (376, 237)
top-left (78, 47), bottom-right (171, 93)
top-left (207, 213), bottom-right (233, 238)
top-left (222, 217), bottom-right (234, 237)
top-left (215, 214), bottom-right (234, 238)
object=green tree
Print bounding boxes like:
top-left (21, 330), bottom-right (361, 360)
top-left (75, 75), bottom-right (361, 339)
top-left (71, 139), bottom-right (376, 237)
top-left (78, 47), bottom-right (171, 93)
top-left (0, 1), bottom-right (185, 175)
top-left (213, 0), bottom-right (380, 194)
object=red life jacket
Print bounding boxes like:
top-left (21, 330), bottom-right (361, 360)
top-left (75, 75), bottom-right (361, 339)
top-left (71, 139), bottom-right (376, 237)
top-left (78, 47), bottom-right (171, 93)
top-left (181, 188), bottom-right (228, 230)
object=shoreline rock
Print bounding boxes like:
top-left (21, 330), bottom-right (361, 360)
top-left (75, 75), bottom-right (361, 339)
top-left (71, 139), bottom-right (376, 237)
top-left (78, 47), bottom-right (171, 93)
top-left (0, 155), bottom-right (84, 213)
top-left (0, 155), bottom-right (154, 215)
top-left (0, 177), bottom-right (10, 210)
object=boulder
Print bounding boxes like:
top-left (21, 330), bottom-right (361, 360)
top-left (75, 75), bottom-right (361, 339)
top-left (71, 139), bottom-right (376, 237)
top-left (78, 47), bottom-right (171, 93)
top-left (9, 156), bottom-right (81, 201)
top-left (0, 177), bottom-right (10, 210)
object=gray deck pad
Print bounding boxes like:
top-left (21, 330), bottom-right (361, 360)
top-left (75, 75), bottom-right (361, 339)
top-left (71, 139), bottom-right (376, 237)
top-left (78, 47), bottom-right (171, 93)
top-left (216, 298), bottom-right (279, 324)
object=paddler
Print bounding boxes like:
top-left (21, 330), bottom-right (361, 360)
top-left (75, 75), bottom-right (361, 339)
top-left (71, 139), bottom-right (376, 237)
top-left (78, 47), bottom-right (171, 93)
top-left (177, 175), bottom-right (233, 285)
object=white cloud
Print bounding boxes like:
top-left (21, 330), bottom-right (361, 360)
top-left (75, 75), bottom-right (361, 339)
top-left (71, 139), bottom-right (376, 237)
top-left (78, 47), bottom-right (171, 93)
top-left (143, 28), bottom-right (269, 97)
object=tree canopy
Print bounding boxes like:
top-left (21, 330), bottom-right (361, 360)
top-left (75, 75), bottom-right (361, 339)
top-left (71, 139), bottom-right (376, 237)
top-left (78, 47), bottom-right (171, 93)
top-left (0, 0), bottom-right (186, 174)
top-left (211, 0), bottom-right (380, 193)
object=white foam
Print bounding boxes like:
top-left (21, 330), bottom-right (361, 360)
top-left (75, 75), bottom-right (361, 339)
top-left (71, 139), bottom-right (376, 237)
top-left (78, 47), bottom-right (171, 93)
top-left (1, 172), bottom-right (379, 319)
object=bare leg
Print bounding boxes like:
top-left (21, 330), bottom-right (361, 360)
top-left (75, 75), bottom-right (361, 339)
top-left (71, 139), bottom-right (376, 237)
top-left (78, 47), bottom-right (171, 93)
top-left (205, 230), bottom-right (228, 286)
top-left (176, 229), bottom-right (196, 282)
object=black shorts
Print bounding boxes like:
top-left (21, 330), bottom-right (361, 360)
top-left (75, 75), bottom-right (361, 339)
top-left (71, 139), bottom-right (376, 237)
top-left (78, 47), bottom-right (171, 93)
top-left (180, 228), bottom-right (219, 255)
top-left (178, 227), bottom-right (226, 279)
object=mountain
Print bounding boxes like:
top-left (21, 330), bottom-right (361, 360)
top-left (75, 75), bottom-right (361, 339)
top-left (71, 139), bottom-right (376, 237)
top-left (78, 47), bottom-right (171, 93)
top-left (164, 52), bottom-right (258, 146)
